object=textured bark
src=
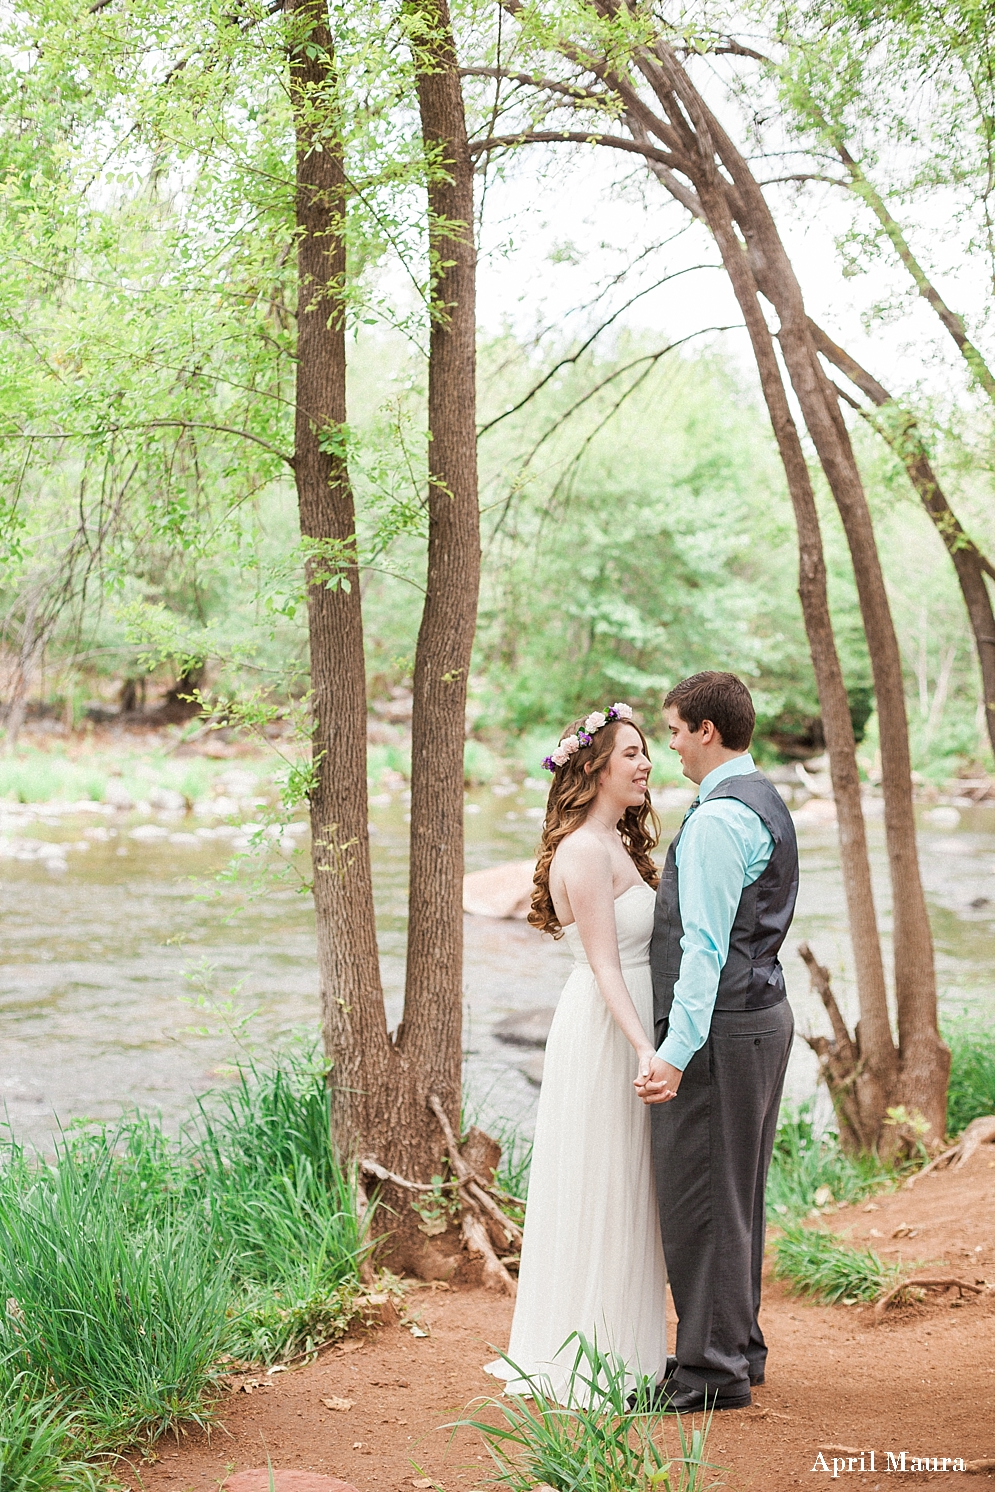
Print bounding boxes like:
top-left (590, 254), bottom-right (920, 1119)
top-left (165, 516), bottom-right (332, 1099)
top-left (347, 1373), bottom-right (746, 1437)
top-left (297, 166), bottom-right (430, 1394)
top-left (287, 0), bottom-right (392, 1156)
top-left (488, 0), bottom-right (948, 1144)
top-left (392, 0), bottom-right (480, 1183)
top-left (615, 33), bottom-right (948, 1148)
top-left (689, 171), bottom-right (897, 1131)
top-left (809, 322), bottom-right (995, 765)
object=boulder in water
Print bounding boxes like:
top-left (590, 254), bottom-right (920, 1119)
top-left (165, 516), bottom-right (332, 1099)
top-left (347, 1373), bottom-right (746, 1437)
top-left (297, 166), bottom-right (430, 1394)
top-left (463, 859), bottom-right (535, 919)
top-left (493, 1007), bottom-right (556, 1048)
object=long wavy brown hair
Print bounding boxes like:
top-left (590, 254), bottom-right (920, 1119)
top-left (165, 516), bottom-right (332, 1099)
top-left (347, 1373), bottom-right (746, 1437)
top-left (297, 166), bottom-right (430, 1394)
top-left (529, 716), bottom-right (661, 937)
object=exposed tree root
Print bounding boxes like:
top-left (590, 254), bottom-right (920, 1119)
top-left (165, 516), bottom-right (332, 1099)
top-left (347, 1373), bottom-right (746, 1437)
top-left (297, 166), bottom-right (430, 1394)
top-left (359, 1159), bottom-right (436, 1192)
top-left (904, 1115), bottom-right (995, 1186)
top-left (873, 1276), bottom-right (982, 1323)
top-left (355, 1104), bottom-right (521, 1294)
top-left (429, 1094), bottom-right (519, 1294)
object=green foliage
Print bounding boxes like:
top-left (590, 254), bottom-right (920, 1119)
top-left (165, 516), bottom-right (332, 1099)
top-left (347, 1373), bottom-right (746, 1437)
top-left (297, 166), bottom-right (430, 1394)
top-left (185, 1058), bottom-right (368, 1361)
top-left (771, 1224), bottom-right (904, 1305)
top-left (0, 1374), bottom-right (102, 1492)
top-left (943, 1017), bottom-right (995, 1136)
top-left (0, 1051), bottom-right (365, 1473)
top-left (455, 1335), bottom-right (723, 1492)
top-left (766, 1102), bottom-right (901, 1221)
top-left (0, 1132), bottom-right (229, 1451)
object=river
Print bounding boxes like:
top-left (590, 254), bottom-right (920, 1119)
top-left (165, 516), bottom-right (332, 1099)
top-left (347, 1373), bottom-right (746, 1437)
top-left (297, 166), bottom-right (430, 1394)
top-left (1, 780), bottom-right (993, 1149)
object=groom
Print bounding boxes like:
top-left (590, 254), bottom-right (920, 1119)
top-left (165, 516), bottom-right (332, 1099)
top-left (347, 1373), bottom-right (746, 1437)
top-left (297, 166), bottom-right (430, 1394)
top-left (636, 671), bottom-right (798, 1412)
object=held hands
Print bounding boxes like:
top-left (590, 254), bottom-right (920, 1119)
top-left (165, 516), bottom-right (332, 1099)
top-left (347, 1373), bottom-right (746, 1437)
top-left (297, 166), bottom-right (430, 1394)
top-left (634, 1052), bottom-right (683, 1105)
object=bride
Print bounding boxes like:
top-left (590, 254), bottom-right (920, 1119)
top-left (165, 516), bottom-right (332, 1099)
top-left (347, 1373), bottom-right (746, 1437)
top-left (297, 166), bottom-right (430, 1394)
top-left (485, 704), bottom-right (672, 1404)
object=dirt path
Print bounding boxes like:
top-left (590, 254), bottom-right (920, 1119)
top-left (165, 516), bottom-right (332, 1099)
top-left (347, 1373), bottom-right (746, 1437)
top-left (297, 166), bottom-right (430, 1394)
top-left (124, 1150), bottom-right (995, 1492)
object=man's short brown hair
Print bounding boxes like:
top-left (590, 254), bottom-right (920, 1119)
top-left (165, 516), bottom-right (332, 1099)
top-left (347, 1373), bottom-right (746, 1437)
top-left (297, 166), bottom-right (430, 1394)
top-left (664, 672), bottom-right (756, 752)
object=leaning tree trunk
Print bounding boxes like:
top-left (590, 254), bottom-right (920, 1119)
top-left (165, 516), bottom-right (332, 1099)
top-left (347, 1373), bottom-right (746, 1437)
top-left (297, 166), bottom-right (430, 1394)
top-left (738, 215), bottom-right (948, 1145)
top-left (395, 0), bottom-right (481, 1183)
top-left (287, 0), bottom-right (392, 1157)
top-left (809, 322), bottom-right (995, 766)
top-left (619, 35), bottom-right (949, 1148)
top-left (690, 172), bottom-right (897, 1148)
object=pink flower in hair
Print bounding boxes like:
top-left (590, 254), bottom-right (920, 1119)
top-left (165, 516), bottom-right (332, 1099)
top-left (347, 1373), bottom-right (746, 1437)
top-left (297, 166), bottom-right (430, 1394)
top-left (560, 734), bottom-right (580, 756)
top-left (550, 745), bottom-right (570, 767)
top-left (584, 711), bottom-right (607, 733)
top-left (611, 702), bottom-right (633, 719)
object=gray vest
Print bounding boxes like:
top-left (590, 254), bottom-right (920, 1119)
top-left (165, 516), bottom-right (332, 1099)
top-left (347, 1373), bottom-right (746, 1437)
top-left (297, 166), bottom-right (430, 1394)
top-left (651, 770), bottom-right (799, 1030)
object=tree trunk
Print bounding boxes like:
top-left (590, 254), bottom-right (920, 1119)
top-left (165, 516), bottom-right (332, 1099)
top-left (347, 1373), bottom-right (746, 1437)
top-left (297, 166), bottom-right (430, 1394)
top-left (287, 0), bottom-right (392, 1157)
top-left (624, 38), bottom-right (948, 1147)
top-left (396, 0), bottom-right (481, 1180)
top-left (691, 173), bottom-right (896, 1147)
top-left (808, 322), bottom-right (995, 765)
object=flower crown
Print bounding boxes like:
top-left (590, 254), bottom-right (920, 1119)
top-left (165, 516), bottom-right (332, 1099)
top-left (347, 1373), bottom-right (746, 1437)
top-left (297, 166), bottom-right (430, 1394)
top-left (541, 703), bottom-right (634, 771)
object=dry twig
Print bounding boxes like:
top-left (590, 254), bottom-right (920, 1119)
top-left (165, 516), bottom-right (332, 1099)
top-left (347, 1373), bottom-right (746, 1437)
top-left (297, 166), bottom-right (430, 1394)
top-left (873, 1276), bottom-right (982, 1323)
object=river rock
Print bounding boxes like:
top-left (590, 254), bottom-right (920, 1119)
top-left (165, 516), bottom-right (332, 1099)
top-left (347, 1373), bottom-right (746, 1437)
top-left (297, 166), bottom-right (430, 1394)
top-left (224, 1473), bottom-right (358, 1492)
top-left (103, 781), bottom-right (134, 810)
top-left (493, 1007), bottom-right (556, 1048)
top-left (149, 786), bottom-right (187, 813)
top-left (462, 859), bottom-right (535, 919)
top-left (792, 796), bottom-right (837, 827)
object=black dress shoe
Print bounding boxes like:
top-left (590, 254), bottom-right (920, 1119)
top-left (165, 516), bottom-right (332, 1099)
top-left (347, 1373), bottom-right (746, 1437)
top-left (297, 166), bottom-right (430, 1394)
top-left (626, 1360), bottom-right (678, 1411)
top-left (652, 1380), bottom-right (752, 1414)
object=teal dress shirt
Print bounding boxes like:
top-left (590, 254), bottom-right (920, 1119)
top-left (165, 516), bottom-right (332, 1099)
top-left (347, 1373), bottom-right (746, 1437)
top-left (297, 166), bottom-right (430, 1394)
top-left (656, 753), bottom-right (775, 1072)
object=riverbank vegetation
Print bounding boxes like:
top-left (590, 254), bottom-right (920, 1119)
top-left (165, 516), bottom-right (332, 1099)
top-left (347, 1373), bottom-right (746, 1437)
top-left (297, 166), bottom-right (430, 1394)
top-left (0, 1053), bottom-right (365, 1488)
top-left (2, 1024), bottom-right (994, 1489)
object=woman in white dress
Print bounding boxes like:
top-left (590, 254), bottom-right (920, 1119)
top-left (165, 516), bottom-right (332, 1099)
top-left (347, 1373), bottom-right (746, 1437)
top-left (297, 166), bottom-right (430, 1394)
top-left (485, 704), bottom-right (674, 1404)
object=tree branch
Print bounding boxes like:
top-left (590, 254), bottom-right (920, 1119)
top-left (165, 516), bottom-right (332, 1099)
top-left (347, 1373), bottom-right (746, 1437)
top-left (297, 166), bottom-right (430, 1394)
top-left (11, 419), bottom-right (294, 466)
top-left (468, 129), bottom-right (680, 169)
top-left (459, 65), bottom-right (607, 103)
top-left (478, 264), bottom-right (719, 435)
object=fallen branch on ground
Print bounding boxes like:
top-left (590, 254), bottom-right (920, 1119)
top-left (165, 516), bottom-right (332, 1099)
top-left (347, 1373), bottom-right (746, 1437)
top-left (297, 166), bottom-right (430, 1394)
top-left (429, 1094), bottom-right (518, 1296)
top-left (873, 1276), bottom-right (983, 1322)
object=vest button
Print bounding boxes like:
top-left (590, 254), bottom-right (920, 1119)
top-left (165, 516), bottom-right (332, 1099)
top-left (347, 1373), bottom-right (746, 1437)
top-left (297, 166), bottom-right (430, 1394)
top-left (754, 1037), bottom-right (761, 1046)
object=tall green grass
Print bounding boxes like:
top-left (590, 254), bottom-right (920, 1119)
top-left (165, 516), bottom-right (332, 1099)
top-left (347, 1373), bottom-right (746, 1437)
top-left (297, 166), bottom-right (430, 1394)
top-left (771, 1225), bottom-right (904, 1305)
top-left (766, 1102), bottom-right (900, 1220)
top-left (186, 1059), bottom-right (368, 1362)
top-left (0, 1050), bottom-right (366, 1487)
top-left (943, 1017), bottom-right (995, 1136)
top-left (457, 1335), bottom-right (723, 1492)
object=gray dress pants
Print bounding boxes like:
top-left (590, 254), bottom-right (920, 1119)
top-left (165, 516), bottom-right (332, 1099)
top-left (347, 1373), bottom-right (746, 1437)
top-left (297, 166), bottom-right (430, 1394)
top-left (650, 999), bottom-right (794, 1396)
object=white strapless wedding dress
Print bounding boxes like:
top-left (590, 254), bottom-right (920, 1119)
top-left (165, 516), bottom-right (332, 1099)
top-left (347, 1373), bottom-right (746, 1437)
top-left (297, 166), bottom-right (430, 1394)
top-left (485, 881), bottom-right (668, 1403)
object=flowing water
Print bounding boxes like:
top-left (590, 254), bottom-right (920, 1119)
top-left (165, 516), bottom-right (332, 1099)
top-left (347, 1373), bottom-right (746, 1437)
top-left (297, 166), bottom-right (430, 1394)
top-left (1, 781), bottom-right (993, 1149)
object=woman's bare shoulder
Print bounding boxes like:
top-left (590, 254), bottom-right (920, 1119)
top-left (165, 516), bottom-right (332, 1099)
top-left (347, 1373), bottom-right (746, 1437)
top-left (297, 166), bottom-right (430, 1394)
top-left (551, 823), bottom-right (610, 876)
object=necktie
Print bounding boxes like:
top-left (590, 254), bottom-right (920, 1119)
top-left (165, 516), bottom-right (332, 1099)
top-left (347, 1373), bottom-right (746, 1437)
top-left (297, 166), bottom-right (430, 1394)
top-left (681, 796), bottom-right (700, 827)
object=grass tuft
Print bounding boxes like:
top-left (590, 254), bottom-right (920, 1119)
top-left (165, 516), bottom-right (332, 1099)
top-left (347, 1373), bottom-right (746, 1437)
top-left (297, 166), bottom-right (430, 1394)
top-left (0, 1132), bottom-right (229, 1452)
top-left (185, 1056), bottom-right (368, 1362)
top-left (771, 1224), bottom-right (904, 1305)
top-left (456, 1335), bottom-right (724, 1492)
top-left (766, 1103), bottom-right (900, 1221)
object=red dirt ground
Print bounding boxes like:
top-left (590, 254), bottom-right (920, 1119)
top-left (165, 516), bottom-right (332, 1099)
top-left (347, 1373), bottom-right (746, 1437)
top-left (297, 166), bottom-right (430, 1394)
top-left (122, 1148), bottom-right (995, 1492)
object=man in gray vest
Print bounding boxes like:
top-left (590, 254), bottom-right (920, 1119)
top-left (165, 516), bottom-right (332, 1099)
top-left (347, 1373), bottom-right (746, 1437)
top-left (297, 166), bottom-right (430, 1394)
top-left (635, 671), bottom-right (798, 1413)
